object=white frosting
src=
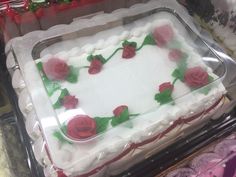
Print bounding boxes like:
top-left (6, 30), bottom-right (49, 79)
top-left (6, 52), bottom-right (17, 70)
top-left (12, 69), bottom-right (26, 95)
top-left (18, 89), bottom-right (33, 117)
top-left (32, 137), bottom-right (51, 167)
top-left (32, 137), bottom-right (45, 166)
top-left (33, 19), bottom-right (226, 176)
top-left (25, 110), bottom-right (41, 140)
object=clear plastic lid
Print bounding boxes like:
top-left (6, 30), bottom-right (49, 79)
top-left (10, 1), bottom-right (227, 176)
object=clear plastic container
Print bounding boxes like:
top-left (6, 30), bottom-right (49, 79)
top-left (5, 1), bottom-right (235, 177)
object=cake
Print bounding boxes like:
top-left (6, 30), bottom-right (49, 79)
top-left (166, 134), bottom-right (236, 177)
top-left (6, 1), bottom-right (227, 176)
top-left (32, 18), bottom-right (225, 176)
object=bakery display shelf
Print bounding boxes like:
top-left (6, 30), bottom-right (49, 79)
top-left (0, 84), bottom-right (12, 118)
top-left (115, 107), bottom-right (236, 177)
top-left (0, 58), bottom-right (12, 118)
top-left (0, 118), bottom-right (15, 177)
top-left (0, 117), bottom-right (32, 177)
top-left (1, 71), bottom-right (44, 177)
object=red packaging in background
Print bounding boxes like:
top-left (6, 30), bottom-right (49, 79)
top-left (0, 0), bottom-right (149, 42)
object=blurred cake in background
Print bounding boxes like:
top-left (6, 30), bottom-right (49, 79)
top-left (166, 133), bottom-right (236, 177)
top-left (179, 0), bottom-right (236, 58)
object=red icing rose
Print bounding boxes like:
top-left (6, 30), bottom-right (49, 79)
top-left (122, 45), bottom-right (136, 59)
top-left (57, 170), bottom-right (67, 177)
top-left (88, 59), bottom-right (103, 75)
top-left (67, 115), bottom-right (96, 139)
top-left (113, 105), bottom-right (128, 117)
top-left (62, 95), bottom-right (78, 109)
top-left (184, 67), bottom-right (209, 88)
top-left (159, 82), bottom-right (174, 92)
top-left (168, 49), bottom-right (184, 62)
top-left (43, 58), bottom-right (69, 81)
top-left (153, 24), bottom-right (174, 47)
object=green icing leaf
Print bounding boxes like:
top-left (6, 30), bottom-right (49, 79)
top-left (94, 117), bottom-right (111, 134)
top-left (87, 54), bottom-right (106, 64)
top-left (208, 75), bottom-right (214, 82)
top-left (198, 75), bottom-right (214, 95)
top-left (53, 124), bottom-right (72, 144)
top-left (136, 34), bottom-right (156, 51)
top-left (29, 2), bottom-right (39, 12)
top-left (172, 58), bottom-right (188, 81)
top-left (29, 2), bottom-right (45, 12)
top-left (154, 89), bottom-right (173, 105)
top-left (87, 55), bottom-right (94, 62)
top-left (96, 55), bottom-right (107, 64)
top-left (111, 107), bottom-right (130, 127)
top-left (172, 68), bottom-right (185, 81)
top-left (53, 131), bottom-right (65, 142)
top-left (199, 86), bottom-right (211, 95)
top-left (142, 34), bottom-right (156, 46)
top-left (60, 88), bottom-right (70, 97)
top-left (122, 40), bottom-right (137, 48)
top-left (36, 62), bottom-right (43, 72)
top-left (53, 100), bottom-right (62, 109)
top-left (66, 66), bottom-right (79, 83)
top-left (61, 123), bottom-right (67, 133)
top-left (177, 58), bottom-right (187, 71)
top-left (53, 88), bottom-right (69, 109)
top-left (62, 0), bottom-right (71, 3)
top-left (42, 76), bottom-right (61, 96)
